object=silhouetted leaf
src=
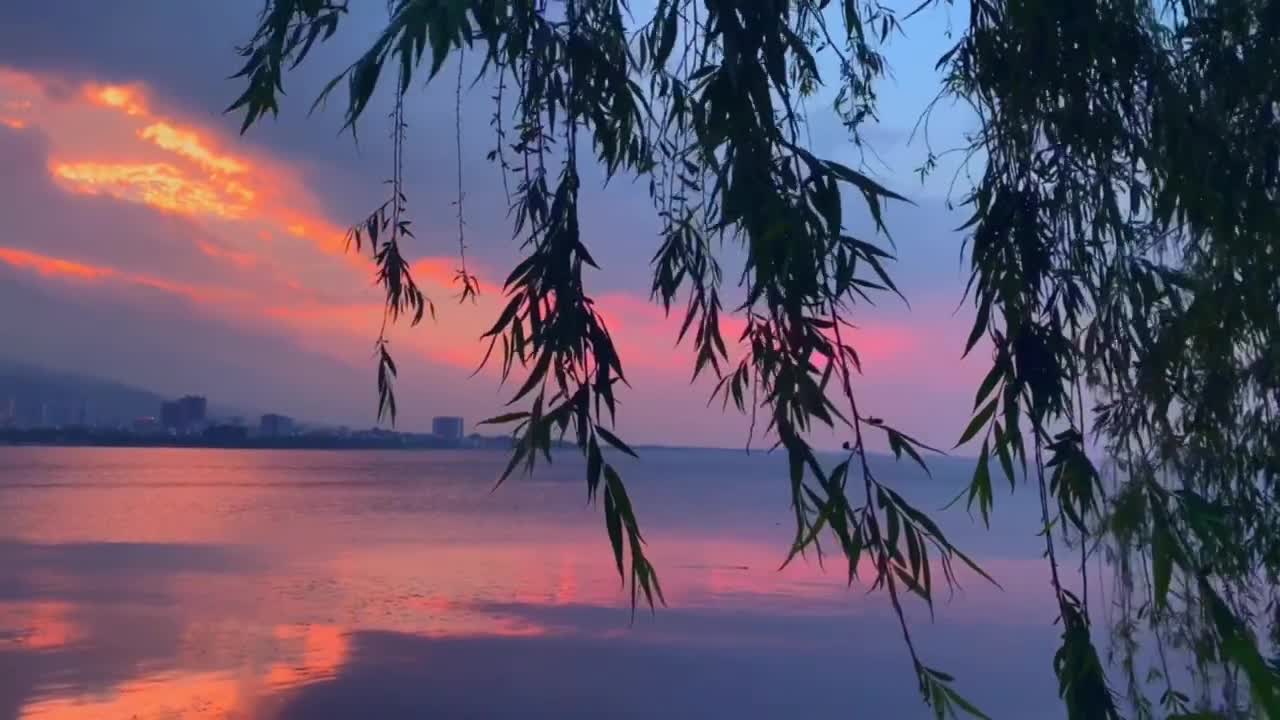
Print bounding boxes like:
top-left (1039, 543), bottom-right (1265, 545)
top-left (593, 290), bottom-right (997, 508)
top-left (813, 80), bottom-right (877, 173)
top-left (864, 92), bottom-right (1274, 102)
top-left (957, 399), bottom-right (996, 448)
top-left (595, 425), bottom-right (638, 458)
top-left (478, 412), bottom-right (530, 426)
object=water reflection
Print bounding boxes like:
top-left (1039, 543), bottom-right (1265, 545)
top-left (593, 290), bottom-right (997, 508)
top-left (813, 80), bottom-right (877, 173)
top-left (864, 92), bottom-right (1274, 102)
top-left (0, 448), bottom-right (1062, 719)
top-left (263, 624), bottom-right (349, 690)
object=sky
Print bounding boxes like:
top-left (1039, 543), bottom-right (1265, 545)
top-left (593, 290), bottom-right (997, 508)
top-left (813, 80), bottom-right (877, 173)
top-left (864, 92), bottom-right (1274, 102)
top-left (0, 1), bottom-right (989, 450)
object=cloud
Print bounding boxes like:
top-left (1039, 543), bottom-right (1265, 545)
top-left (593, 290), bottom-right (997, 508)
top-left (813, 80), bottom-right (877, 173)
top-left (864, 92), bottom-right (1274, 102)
top-left (49, 75), bottom-right (353, 259)
top-left (0, 116), bottom-right (295, 301)
top-left (85, 82), bottom-right (148, 116)
top-left (0, 69), bottom-right (468, 427)
top-left (139, 120), bottom-right (249, 175)
top-left (0, 246), bottom-right (112, 281)
top-left (52, 160), bottom-right (253, 219)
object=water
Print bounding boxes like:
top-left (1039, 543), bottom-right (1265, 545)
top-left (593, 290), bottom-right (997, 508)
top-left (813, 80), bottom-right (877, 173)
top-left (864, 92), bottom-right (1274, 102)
top-left (0, 446), bottom-right (1065, 719)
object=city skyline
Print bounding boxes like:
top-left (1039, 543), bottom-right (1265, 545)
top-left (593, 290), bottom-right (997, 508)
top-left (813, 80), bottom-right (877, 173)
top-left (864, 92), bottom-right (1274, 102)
top-left (0, 361), bottom-right (478, 443)
top-left (0, 362), bottom-right (510, 453)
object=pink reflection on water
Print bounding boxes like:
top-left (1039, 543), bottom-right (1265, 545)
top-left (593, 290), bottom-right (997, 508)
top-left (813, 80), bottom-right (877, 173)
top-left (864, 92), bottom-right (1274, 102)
top-left (264, 624), bottom-right (349, 690)
top-left (18, 624), bottom-right (349, 719)
top-left (0, 601), bottom-right (81, 650)
top-left (19, 671), bottom-right (253, 720)
top-left (4, 540), bottom-right (1055, 719)
top-left (1, 447), bottom-right (1064, 719)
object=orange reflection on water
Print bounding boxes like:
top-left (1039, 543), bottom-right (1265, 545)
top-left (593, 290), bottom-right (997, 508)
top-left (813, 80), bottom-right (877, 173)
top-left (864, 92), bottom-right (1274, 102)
top-left (406, 596), bottom-right (549, 639)
top-left (19, 670), bottom-right (251, 720)
top-left (554, 556), bottom-right (578, 606)
top-left (18, 624), bottom-right (352, 720)
top-left (264, 624), bottom-right (349, 689)
top-left (0, 601), bottom-right (81, 650)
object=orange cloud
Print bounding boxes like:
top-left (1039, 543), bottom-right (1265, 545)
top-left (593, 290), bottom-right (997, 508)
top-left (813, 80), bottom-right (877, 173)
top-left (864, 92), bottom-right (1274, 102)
top-left (196, 238), bottom-right (258, 269)
top-left (592, 291), bottom-right (923, 378)
top-left (85, 82), bottom-right (148, 116)
top-left (52, 73), bottom-right (351, 261)
top-left (0, 246), bottom-right (113, 281)
top-left (7, 66), bottom-right (704, 406)
top-left (264, 300), bottom-right (381, 332)
top-left (592, 293), bottom-right (689, 372)
top-left (281, 216), bottom-right (348, 255)
top-left (52, 161), bottom-right (251, 219)
top-left (0, 245), bottom-right (244, 306)
top-left (139, 121), bottom-right (248, 175)
top-left (263, 295), bottom-right (497, 374)
top-left (410, 256), bottom-right (496, 293)
top-left (0, 76), bottom-right (34, 130)
top-left (132, 274), bottom-right (245, 305)
top-left (224, 179), bottom-right (255, 202)
top-left (411, 257), bottom-right (460, 288)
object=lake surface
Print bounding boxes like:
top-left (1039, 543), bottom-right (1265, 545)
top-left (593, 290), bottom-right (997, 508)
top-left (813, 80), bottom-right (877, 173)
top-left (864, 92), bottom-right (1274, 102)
top-left (0, 446), bottom-right (1068, 719)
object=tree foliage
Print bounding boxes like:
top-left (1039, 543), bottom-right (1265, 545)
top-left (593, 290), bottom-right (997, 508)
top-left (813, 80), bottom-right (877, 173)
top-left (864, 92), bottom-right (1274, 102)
top-left (229, 0), bottom-right (1280, 717)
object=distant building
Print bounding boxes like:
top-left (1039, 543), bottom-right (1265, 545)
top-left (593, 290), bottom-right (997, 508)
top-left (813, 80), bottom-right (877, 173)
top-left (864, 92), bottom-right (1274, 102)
top-left (179, 395), bottom-right (207, 425)
top-left (466, 432), bottom-right (514, 450)
top-left (160, 401), bottom-right (181, 429)
top-left (132, 416), bottom-right (160, 434)
top-left (203, 423), bottom-right (248, 443)
top-left (432, 416), bottom-right (465, 442)
top-left (161, 395), bottom-right (208, 433)
top-left (259, 413), bottom-right (295, 437)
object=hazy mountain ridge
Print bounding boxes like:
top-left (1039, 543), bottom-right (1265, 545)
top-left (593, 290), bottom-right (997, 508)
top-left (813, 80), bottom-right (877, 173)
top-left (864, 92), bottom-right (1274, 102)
top-left (0, 358), bottom-right (242, 426)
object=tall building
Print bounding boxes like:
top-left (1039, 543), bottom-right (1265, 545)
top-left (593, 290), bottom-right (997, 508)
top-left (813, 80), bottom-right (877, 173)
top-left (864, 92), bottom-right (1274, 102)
top-left (15, 399), bottom-right (41, 428)
top-left (259, 413), bottom-right (294, 437)
top-left (160, 395), bottom-right (208, 432)
top-left (160, 400), bottom-right (183, 430)
top-left (178, 395), bottom-right (207, 426)
top-left (432, 416), bottom-right (465, 442)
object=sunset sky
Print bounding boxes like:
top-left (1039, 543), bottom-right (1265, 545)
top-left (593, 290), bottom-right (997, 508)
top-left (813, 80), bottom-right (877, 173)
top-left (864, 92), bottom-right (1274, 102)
top-left (0, 2), bottom-right (988, 450)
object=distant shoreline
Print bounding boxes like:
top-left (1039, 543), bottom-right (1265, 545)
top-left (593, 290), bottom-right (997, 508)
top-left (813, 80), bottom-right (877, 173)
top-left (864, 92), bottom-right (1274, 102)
top-left (0, 428), bottom-right (519, 452)
top-left (0, 429), bottom-right (893, 458)
top-left (0, 436), bottom-right (734, 453)
top-left (0, 439), bottom-right (514, 451)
